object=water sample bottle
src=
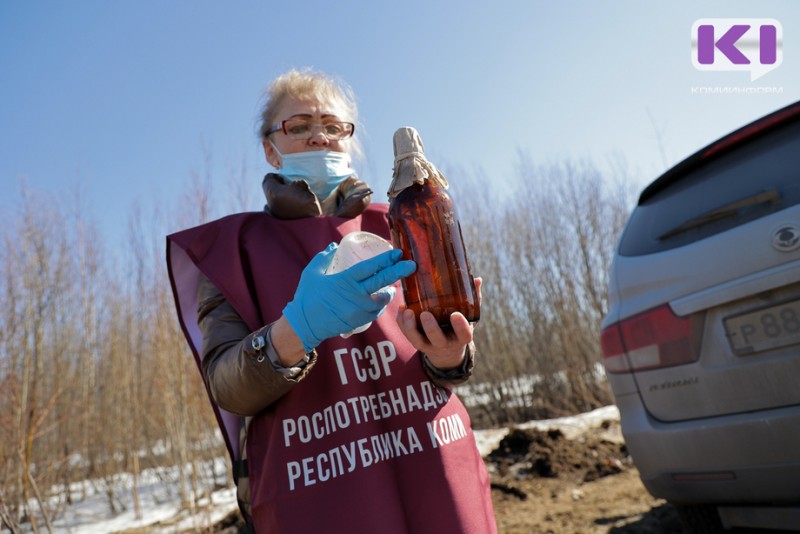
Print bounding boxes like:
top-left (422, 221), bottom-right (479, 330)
top-left (387, 126), bottom-right (480, 330)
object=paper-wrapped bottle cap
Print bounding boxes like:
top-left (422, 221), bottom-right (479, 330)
top-left (387, 126), bottom-right (448, 199)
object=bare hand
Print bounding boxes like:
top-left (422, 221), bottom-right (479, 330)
top-left (396, 277), bottom-right (482, 370)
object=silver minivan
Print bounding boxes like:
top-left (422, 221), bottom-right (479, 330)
top-left (601, 100), bottom-right (800, 532)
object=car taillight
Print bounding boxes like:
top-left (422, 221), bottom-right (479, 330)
top-left (600, 304), bottom-right (703, 373)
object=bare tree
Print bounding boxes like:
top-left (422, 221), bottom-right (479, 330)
top-left (1, 182), bottom-right (74, 528)
top-left (455, 155), bottom-right (637, 426)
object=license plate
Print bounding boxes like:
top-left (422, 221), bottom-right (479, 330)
top-left (724, 299), bottom-right (800, 356)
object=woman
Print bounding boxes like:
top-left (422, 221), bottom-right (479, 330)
top-left (167, 68), bottom-right (496, 533)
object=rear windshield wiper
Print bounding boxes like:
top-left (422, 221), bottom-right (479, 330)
top-left (658, 188), bottom-right (781, 240)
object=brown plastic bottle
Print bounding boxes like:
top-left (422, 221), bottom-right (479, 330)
top-left (387, 127), bottom-right (480, 330)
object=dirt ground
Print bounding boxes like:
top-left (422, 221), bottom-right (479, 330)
top-left (487, 419), bottom-right (684, 534)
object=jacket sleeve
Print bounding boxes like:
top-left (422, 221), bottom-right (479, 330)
top-left (197, 274), bottom-right (316, 416)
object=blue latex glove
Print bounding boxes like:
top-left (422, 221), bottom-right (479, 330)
top-left (283, 243), bottom-right (416, 352)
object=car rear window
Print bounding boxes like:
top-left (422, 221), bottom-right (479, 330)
top-left (619, 120), bottom-right (800, 257)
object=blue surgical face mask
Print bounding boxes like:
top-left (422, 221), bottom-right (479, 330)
top-left (271, 142), bottom-right (353, 200)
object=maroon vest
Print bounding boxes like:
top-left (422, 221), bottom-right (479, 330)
top-left (167, 204), bottom-right (496, 533)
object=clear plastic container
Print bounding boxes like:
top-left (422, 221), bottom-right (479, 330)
top-left (326, 231), bottom-right (393, 337)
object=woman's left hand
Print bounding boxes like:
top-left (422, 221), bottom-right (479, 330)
top-left (396, 277), bottom-right (482, 370)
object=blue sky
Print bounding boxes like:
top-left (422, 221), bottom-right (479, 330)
top-left (2, 1), bottom-right (800, 247)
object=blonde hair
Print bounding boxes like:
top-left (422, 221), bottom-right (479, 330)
top-left (258, 69), bottom-right (362, 157)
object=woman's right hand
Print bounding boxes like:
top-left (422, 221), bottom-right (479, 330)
top-left (282, 243), bottom-right (416, 353)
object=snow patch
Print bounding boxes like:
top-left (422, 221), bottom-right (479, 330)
top-left (473, 405), bottom-right (620, 457)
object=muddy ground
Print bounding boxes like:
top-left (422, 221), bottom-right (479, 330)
top-left (487, 420), bottom-right (684, 533)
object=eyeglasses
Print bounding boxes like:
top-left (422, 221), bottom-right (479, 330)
top-left (267, 118), bottom-right (355, 141)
